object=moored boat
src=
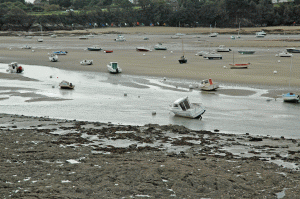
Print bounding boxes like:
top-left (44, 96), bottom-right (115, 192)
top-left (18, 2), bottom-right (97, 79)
top-left (209, 33), bottom-right (218, 37)
top-left (104, 50), bottom-right (113, 53)
top-left (278, 51), bottom-right (293, 57)
top-left (107, 62), bottom-right (122, 73)
top-left (136, 47), bottom-right (150, 52)
top-left (22, 45), bottom-right (32, 49)
top-left (216, 45), bottom-right (231, 52)
top-left (154, 43), bottom-right (167, 50)
top-left (282, 93), bottom-right (299, 103)
top-left (238, 50), bottom-right (256, 55)
top-left (203, 53), bottom-right (222, 60)
top-left (169, 97), bottom-right (206, 119)
top-left (59, 80), bottom-right (75, 89)
top-left (53, 51), bottom-right (68, 55)
top-left (178, 55), bottom-right (187, 64)
top-left (87, 46), bottom-right (101, 51)
top-left (115, 35), bottom-right (126, 42)
top-left (286, 48), bottom-right (300, 53)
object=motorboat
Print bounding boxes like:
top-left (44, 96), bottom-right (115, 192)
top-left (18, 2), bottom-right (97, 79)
top-left (203, 52), bottom-right (222, 60)
top-left (199, 79), bottom-right (219, 91)
top-left (216, 45), bottom-right (231, 52)
top-left (49, 53), bottom-right (58, 62)
top-left (171, 35), bottom-right (180, 39)
top-left (282, 93), bottom-right (299, 103)
top-left (37, 38), bottom-right (43, 42)
top-left (238, 50), bottom-right (256, 55)
top-left (53, 51), bottom-right (68, 55)
top-left (256, 31), bottom-right (267, 36)
top-left (104, 50), bottom-right (113, 53)
top-left (286, 48), bottom-right (300, 53)
top-left (22, 45), bottom-right (32, 49)
top-left (169, 97), bottom-right (206, 119)
top-left (79, 36), bottom-right (88, 40)
top-left (87, 46), bottom-right (101, 51)
top-left (115, 35), bottom-right (126, 42)
top-left (6, 62), bottom-right (24, 73)
top-left (143, 37), bottom-right (149, 40)
top-left (136, 47), bottom-right (150, 52)
top-left (154, 43), bottom-right (167, 50)
top-left (230, 64), bottom-right (249, 69)
top-left (255, 33), bottom-right (265, 38)
top-left (107, 62), bottom-right (122, 73)
top-left (277, 51), bottom-right (293, 57)
top-left (59, 80), bottom-right (75, 89)
top-left (209, 33), bottom-right (218, 37)
top-left (178, 55), bottom-right (187, 64)
top-left (80, 60), bottom-right (93, 65)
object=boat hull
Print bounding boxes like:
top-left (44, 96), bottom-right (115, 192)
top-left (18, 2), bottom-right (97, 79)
top-left (238, 51), bottom-right (255, 55)
top-left (282, 93), bottom-right (299, 103)
top-left (171, 108), bottom-right (205, 119)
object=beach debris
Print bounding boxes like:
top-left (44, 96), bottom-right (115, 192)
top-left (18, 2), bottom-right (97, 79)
top-left (189, 84), bottom-right (194, 89)
top-left (50, 75), bottom-right (52, 78)
top-left (124, 93), bottom-right (127, 96)
top-left (278, 60), bottom-right (281, 63)
top-left (163, 56), bottom-right (166, 58)
top-left (170, 51), bottom-right (173, 53)
top-left (223, 66), bottom-right (227, 69)
top-left (275, 54), bottom-right (278, 57)
top-left (143, 53), bottom-right (145, 56)
top-left (273, 70), bottom-right (277, 74)
top-left (163, 77), bottom-right (166, 81)
top-left (152, 111), bottom-right (156, 115)
top-left (214, 129), bottom-right (219, 132)
top-left (52, 85), bottom-right (55, 88)
top-left (32, 50), bottom-right (35, 52)
top-left (266, 99), bottom-right (272, 101)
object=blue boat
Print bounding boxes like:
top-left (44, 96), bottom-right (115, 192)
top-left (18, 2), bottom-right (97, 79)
top-left (53, 51), bottom-right (68, 55)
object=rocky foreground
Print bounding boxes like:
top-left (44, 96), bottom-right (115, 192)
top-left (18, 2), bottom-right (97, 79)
top-left (1, 114), bottom-right (300, 198)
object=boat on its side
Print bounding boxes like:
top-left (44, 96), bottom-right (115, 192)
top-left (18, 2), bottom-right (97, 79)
top-left (199, 79), bottom-right (219, 91)
top-left (169, 97), bottom-right (206, 119)
top-left (6, 62), bottom-right (24, 73)
top-left (49, 53), bottom-right (58, 62)
top-left (238, 50), bottom-right (256, 55)
top-left (59, 80), bottom-right (75, 89)
top-left (282, 93), bottom-right (299, 103)
top-left (107, 62), bottom-right (122, 73)
top-left (80, 60), bottom-right (93, 65)
top-left (136, 47), bottom-right (150, 52)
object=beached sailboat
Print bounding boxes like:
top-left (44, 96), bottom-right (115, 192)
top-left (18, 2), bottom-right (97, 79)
top-left (282, 57), bottom-right (299, 103)
top-left (229, 51), bottom-right (250, 69)
top-left (178, 39), bottom-right (187, 64)
top-left (199, 79), bottom-right (219, 91)
top-left (169, 97), bottom-right (206, 119)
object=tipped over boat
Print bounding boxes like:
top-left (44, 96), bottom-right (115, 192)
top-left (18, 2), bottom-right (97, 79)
top-left (170, 97), bottom-right (205, 119)
top-left (59, 80), bottom-right (75, 89)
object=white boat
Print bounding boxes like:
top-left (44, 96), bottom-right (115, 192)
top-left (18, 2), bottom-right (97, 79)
top-left (37, 38), bottom-right (43, 42)
top-left (216, 45), bottom-right (231, 52)
top-left (199, 79), bottom-right (219, 91)
top-left (87, 46), bottom-right (101, 51)
top-left (169, 97), bottom-right (206, 119)
top-left (278, 51), bottom-right (293, 57)
top-left (22, 45), bottom-right (31, 49)
top-left (49, 53), bottom-right (58, 62)
top-left (80, 60), bottom-right (93, 65)
top-left (255, 33), bottom-right (265, 38)
top-left (37, 25), bottom-right (43, 42)
top-left (197, 51), bottom-right (209, 56)
top-left (79, 36), bottom-right (88, 40)
top-left (154, 43), bottom-right (167, 50)
top-left (107, 62), bottom-right (122, 73)
top-left (203, 52), bottom-right (222, 60)
top-left (209, 33), bottom-right (218, 37)
top-left (51, 34), bottom-right (57, 38)
top-left (115, 35), bottom-right (126, 42)
top-left (59, 80), bottom-right (75, 89)
top-left (6, 62), bottom-right (24, 73)
top-left (171, 35), bottom-right (180, 39)
top-left (282, 93), bottom-right (299, 103)
top-left (256, 31), bottom-right (267, 36)
top-left (176, 33), bottom-right (186, 36)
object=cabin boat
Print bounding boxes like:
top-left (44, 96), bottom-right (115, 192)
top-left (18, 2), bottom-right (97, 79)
top-left (80, 60), bottom-right (93, 65)
top-left (278, 51), bottom-right (293, 57)
top-left (136, 47), bottom-right (150, 52)
top-left (282, 93), bottom-right (299, 103)
top-left (59, 80), bottom-right (75, 89)
top-left (49, 53), bottom-right (58, 62)
top-left (256, 31), bottom-right (267, 36)
top-left (169, 97), bottom-right (206, 119)
top-left (178, 55), bottom-right (187, 64)
top-left (115, 35), bottom-right (126, 42)
top-left (203, 53), bottom-right (222, 60)
top-left (197, 51), bottom-right (209, 56)
top-left (107, 62), bottom-right (122, 73)
top-left (199, 79), bottom-right (219, 91)
top-left (216, 45), bottom-right (231, 52)
top-left (6, 62), bottom-right (24, 73)
top-left (154, 43), bottom-right (167, 50)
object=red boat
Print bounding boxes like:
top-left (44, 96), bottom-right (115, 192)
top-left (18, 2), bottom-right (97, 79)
top-left (104, 50), bottom-right (113, 53)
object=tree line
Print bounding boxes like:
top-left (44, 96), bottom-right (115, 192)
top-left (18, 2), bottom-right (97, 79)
top-left (1, 0), bottom-right (300, 31)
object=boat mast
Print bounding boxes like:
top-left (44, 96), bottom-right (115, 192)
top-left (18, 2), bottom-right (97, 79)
top-left (289, 56), bottom-right (292, 87)
top-left (182, 39), bottom-right (184, 56)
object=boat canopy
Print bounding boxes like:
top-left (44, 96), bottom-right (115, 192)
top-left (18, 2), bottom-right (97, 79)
top-left (172, 97), bottom-right (191, 111)
top-left (110, 62), bottom-right (118, 69)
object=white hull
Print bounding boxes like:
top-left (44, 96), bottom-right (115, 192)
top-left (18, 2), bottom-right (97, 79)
top-left (282, 93), bottom-right (299, 103)
top-left (203, 53), bottom-right (222, 59)
top-left (200, 84), bottom-right (219, 91)
top-left (107, 62), bottom-right (122, 73)
top-left (80, 60), bottom-right (93, 65)
top-left (170, 104), bottom-right (205, 118)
